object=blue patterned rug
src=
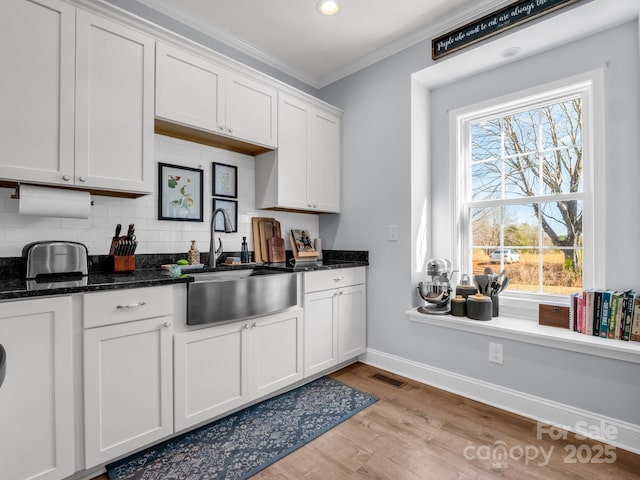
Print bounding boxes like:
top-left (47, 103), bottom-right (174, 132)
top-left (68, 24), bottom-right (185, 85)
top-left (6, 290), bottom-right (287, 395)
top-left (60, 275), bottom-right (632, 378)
top-left (106, 376), bottom-right (377, 480)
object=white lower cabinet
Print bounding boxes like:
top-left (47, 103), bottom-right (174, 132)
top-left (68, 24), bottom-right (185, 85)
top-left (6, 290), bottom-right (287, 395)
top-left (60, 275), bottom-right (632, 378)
top-left (303, 268), bottom-right (366, 377)
top-left (0, 296), bottom-right (74, 480)
top-left (174, 308), bottom-right (303, 432)
top-left (83, 288), bottom-right (174, 468)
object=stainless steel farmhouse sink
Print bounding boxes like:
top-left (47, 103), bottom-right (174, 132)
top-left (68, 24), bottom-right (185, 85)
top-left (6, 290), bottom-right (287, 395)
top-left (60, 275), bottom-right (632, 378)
top-left (186, 269), bottom-right (297, 326)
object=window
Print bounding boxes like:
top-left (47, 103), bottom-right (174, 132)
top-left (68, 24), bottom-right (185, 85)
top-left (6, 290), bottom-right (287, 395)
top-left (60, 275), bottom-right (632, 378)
top-left (455, 76), bottom-right (601, 299)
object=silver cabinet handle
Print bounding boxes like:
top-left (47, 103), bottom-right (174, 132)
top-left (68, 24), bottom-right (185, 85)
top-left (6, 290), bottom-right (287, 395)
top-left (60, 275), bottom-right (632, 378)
top-left (163, 321), bottom-right (171, 328)
top-left (333, 276), bottom-right (344, 282)
top-left (252, 322), bottom-right (257, 328)
top-left (338, 291), bottom-right (344, 295)
top-left (116, 301), bottom-right (146, 310)
top-left (78, 176), bottom-right (87, 182)
top-left (218, 125), bottom-right (224, 131)
top-left (228, 127), bottom-right (234, 133)
top-left (62, 175), bottom-right (71, 181)
top-left (244, 323), bottom-right (250, 329)
top-left (0, 344), bottom-right (6, 389)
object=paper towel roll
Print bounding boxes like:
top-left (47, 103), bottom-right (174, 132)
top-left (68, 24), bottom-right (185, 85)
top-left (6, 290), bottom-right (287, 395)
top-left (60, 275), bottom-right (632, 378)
top-left (18, 185), bottom-right (91, 219)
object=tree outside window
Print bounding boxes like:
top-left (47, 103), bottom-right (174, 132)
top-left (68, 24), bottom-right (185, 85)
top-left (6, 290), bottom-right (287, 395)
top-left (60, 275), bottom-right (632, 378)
top-left (465, 96), bottom-right (584, 295)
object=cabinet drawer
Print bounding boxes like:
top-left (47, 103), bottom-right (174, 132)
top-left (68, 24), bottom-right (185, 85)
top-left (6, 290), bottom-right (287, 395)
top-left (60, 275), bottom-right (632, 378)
top-left (304, 267), bottom-right (366, 293)
top-left (84, 286), bottom-right (173, 328)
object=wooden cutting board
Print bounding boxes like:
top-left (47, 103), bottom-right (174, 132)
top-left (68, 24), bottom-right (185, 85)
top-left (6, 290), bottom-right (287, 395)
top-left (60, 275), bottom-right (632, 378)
top-left (251, 217), bottom-right (285, 262)
top-left (251, 217), bottom-right (268, 263)
top-left (267, 230), bottom-right (285, 262)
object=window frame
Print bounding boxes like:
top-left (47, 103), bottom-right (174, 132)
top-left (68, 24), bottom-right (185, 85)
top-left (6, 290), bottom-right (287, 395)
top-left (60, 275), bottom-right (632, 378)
top-left (449, 71), bottom-right (605, 313)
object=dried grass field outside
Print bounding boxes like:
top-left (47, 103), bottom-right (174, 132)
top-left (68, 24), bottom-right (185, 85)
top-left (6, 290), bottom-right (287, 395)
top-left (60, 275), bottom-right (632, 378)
top-left (473, 250), bottom-right (582, 295)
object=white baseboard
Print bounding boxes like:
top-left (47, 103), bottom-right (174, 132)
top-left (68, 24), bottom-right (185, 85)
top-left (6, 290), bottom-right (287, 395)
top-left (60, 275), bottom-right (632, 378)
top-left (361, 348), bottom-right (640, 455)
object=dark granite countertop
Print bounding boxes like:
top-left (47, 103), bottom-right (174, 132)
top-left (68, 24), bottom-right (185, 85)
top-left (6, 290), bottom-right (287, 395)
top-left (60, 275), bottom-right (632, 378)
top-left (0, 250), bottom-right (368, 301)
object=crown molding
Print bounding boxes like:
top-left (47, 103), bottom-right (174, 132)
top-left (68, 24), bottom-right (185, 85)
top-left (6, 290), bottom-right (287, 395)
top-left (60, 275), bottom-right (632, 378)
top-left (131, 0), bottom-right (513, 89)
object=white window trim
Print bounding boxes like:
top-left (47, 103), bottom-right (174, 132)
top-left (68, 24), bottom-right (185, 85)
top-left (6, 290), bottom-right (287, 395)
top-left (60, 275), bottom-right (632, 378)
top-left (448, 70), bottom-right (606, 319)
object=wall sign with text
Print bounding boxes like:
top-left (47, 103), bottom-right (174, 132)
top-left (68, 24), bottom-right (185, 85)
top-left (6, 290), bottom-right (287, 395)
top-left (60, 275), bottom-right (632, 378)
top-left (431, 0), bottom-right (581, 60)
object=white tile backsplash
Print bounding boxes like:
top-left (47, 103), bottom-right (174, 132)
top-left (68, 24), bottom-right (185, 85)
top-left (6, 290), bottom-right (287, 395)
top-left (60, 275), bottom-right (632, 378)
top-left (0, 134), bottom-right (319, 258)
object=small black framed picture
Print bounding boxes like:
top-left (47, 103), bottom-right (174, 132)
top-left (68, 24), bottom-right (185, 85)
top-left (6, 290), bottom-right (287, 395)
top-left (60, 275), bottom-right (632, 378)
top-left (158, 163), bottom-right (204, 222)
top-left (213, 198), bottom-right (238, 232)
top-left (212, 162), bottom-right (238, 198)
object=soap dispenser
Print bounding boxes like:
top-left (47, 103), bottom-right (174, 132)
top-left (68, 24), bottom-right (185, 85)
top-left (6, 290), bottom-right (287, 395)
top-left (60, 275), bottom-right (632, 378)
top-left (188, 240), bottom-right (200, 265)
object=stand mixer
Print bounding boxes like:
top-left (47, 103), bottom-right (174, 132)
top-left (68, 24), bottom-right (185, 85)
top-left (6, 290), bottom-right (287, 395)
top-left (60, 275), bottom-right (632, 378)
top-left (417, 258), bottom-right (456, 315)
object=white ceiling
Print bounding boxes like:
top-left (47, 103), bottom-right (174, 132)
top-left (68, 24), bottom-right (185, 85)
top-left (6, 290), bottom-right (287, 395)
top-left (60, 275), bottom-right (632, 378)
top-left (132, 0), bottom-right (511, 88)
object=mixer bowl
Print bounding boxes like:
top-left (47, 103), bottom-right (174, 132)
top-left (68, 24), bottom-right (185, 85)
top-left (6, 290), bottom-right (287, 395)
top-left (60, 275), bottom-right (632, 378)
top-left (417, 281), bottom-right (451, 305)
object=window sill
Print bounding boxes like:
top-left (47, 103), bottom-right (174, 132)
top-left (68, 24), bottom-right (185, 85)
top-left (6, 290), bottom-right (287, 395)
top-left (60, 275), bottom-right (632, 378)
top-left (407, 307), bottom-right (640, 364)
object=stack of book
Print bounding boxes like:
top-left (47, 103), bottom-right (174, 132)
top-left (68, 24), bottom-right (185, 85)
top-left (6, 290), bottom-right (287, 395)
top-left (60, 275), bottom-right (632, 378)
top-left (570, 290), bottom-right (640, 342)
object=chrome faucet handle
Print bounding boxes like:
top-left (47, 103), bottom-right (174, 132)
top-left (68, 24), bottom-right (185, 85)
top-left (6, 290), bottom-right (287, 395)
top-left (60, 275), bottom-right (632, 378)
top-left (215, 238), bottom-right (223, 260)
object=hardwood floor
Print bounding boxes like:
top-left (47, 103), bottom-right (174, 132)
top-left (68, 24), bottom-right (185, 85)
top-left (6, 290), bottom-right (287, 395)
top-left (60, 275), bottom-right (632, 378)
top-left (92, 362), bottom-right (640, 480)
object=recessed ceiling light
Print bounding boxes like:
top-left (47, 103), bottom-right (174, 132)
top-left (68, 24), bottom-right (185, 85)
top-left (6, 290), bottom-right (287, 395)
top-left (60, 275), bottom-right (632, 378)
top-left (317, 0), bottom-right (339, 15)
top-left (500, 47), bottom-right (522, 58)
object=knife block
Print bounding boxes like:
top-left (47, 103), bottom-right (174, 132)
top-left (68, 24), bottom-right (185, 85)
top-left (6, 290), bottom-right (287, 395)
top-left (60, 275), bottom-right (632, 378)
top-left (112, 255), bottom-right (135, 273)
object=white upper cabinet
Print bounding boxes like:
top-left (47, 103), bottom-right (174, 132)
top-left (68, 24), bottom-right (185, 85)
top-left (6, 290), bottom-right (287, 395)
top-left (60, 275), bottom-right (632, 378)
top-left (75, 11), bottom-right (155, 194)
top-left (0, 0), bottom-right (155, 195)
top-left (256, 93), bottom-right (341, 213)
top-left (155, 43), bottom-right (277, 148)
top-left (0, 0), bottom-right (76, 186)
top-left (155, 43), bottom-right (225, 133)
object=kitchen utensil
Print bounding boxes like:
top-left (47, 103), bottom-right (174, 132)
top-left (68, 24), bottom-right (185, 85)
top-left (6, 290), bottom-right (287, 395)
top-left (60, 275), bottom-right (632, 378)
top-left (126, 223), bottom-right (136, 241)
top-left (109, 224), bottom-right (122, 255)
top-left (267, 226), bottom-right (286, 263)
top-left (251, 217), bottom-right (264, 263)
top-left (474, 274), bottom-right (490, 295)
top-left (491, 269), bottom-right (507, 295)
top-left (496, 277), bottom-right (509, 294)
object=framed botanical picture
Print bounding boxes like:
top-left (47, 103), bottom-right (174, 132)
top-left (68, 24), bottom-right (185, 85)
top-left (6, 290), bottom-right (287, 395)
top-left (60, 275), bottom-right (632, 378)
top-left (212, 162), bottom-right (238, 198)
top-left (213, 198), bottom-right (238, 232)
top-left (158, 163), bottom-right (204, 222)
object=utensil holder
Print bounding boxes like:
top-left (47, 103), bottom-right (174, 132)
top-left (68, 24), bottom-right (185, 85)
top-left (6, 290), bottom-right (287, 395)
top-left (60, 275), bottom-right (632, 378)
top-left (112, 255), bottom-right (135, 273)
top-left (491, 295), bottom-right (499, 317)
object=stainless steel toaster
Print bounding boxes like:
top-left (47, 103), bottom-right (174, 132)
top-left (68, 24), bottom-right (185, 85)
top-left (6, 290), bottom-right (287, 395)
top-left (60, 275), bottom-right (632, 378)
top-left (22, 241), bottom-right (88, 279)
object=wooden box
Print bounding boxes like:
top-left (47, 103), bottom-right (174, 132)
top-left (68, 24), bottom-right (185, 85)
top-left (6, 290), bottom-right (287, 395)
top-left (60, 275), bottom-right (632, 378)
top-left (538, 303), bottom-right (570, 329)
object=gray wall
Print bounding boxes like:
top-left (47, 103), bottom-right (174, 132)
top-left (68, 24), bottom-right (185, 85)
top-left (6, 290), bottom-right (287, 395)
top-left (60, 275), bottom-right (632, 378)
top-left (319, 19), bottom-right (640, 426)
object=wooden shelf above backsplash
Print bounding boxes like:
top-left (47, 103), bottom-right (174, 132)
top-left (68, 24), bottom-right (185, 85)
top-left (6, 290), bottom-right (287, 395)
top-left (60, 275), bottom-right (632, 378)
top-left (155, 119), bottom-right (272, 156)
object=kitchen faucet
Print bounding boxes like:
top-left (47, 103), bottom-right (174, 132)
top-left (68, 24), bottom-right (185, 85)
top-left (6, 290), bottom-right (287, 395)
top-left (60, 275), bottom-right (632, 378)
top-left (209, 207), bottom-right (234, 267)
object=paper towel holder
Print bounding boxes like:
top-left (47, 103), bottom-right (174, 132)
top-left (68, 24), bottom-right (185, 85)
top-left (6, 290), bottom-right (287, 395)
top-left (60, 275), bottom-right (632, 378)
top-left (11, 183), bottom-right (94, 206)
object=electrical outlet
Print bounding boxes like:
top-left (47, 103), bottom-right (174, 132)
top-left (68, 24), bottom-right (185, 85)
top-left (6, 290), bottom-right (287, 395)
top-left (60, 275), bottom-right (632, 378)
top-left (388, 224), bottom-right (398, 242)
top-left (489, 342), bottom-right (503, 365)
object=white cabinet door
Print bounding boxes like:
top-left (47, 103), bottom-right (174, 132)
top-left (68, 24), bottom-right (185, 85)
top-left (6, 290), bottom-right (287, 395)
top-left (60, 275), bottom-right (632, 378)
top-left (273, 94), bottom-right (311, 210)
top-left (337, 284), bottom-right (367, 363)
top-left (309, 110), bottom-right (341, 213)
top-left (75, 11), bottom-right (155, 194)
top-left (0, 0), bottom-right (75, 186)
top-left (174, 321), bottom-right (251, 432)
top-left (253, 309), bottom-right (303, 398)
top-left (84, 317), bottom-right (173, 467)
top-left (255, 93), bottom-right (341, 213)
top-left (0, 296), bottom-right (74, 480)
top-left (174, 308), bottom-right (303, 431)
top-left (303, 268), bottom-right (366, 377)
top-left (155, 42), bottom-right (225, 133)
top-left (155, 44), bottom-right (277, 148)
top-left (226, 72), bottom-right (277, 147)
top-left (303, 290), bottom-right (338, 377)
